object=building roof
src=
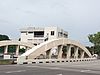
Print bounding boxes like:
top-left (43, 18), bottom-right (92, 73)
top-left (20, 27), bottom-right (44, 32)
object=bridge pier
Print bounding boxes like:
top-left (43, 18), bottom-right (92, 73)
top-left (58, 45), bottom-right (63, 59)
top-left (74, 47), bottom-right (79, 59)
top-left (46, 49), bottom-right (51, 59)
top-left (3, 45), bottom-right (33, 58)
top-left (4, 45), bottom-right (8, 54)
top-left (15, 45), bottom-right (20, 57)
top-left (81, 51), bottom-right (85, 58)
top-left (67, 45), bottom-right (71, 59)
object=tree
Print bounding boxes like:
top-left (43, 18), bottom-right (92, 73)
top-left (19, 48), bottom-right (25, 54)
top-left (0, 34), bottom-right (10, 41)
top-left (0, 34), bottom-right (10, 53)
top-left (88, 32), bottom-right (100, 55)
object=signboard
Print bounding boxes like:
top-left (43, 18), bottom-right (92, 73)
top-left (4, 55), bottom-right (11, 59)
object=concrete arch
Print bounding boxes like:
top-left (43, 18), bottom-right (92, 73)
top-left (0, 40), bottom-right (34, 56)
top-left (0, 40), bottom-right (34, 48)
top-left (20, 38), bottom-right (92, 60)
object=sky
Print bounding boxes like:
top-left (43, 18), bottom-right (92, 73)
top-left (0, 0), bottom-right (100, 46)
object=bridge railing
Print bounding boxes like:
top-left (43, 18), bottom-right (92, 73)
top-left (17, 58), bottom-right (97, 64)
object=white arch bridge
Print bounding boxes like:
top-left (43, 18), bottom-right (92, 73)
top-left (0, 40), bottom-right (34, 56)
top-left (17, 38), bottom-right (95, 64)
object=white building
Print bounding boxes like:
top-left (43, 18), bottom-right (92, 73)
top-left (20, 27), bottom-right (68, 46)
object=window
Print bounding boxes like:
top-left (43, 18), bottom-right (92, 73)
top-left (34, 43), bottom-right (37, 46)
top-left (28, 39), bottom-right (33, 41)
top-left (21, 31), bottom-right (26, 33)
top-left (28, 32), bottom-right (33, 34)
top-left (34, 31), bottom-right (44, 37)
top-left (51, 31), bottom-right (54, 35)
top-left (21, 31), bottom-right (27, 35)
top-left (64, 34), bottom-right (68, 38)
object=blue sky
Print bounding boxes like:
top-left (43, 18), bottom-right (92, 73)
top-left (0, 0), bottom-right (100, 46)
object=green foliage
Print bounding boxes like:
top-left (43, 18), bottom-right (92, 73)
top-left (0, 34), bottom-right (10, 41)
top-left (86, 46), bottom-right (94, 55)
top-left (0, 34), bottom-right (10, 53)
top-left (19, 48), bottom-right (25, 53)
top-left (0, 60), bottom-right (13, 64)
top-left (0, 47), bottom-right (4, 53)
top-left (88, 32), bottom-right (100, 55)
top-left (0, 34), bottom-right (26, 54)
top-left (88, 32), bottom-right (100, 45)
top-left (8, 45), bottom-right (16, 53)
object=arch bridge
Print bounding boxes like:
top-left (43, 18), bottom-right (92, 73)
top-left (17, 38), bottom-right (94, 64)
top-left (0, 40), bottom-right (34, 56)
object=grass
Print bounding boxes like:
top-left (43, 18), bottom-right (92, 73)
top-left (0, 59), bottom-right (14, 65)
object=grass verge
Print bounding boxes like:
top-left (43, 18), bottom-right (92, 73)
top-left (0, 59), bottom-right (14, 65)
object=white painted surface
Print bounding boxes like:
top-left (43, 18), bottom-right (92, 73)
top-left (4, 55), bottom-right (11, 59)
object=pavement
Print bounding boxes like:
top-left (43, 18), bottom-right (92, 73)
top-left (0, 60), bottom-right (100, 75)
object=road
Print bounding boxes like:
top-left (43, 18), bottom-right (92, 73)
top-left (0, 60), bottom-right (100, 75)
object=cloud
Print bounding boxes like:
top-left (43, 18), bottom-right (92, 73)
top-left (0, 19), bottom-right (8, 23)
top-left (0, 0), bottom-right (100, 45)
top-left (15, 8), bottom-right (35, 15)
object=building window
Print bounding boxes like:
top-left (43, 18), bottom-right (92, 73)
top-left (21, 31), bottom-right (27, 35)
top-left (28, 39), bottom-right (33, 41)
top-left (51, 31), bottom-right (54, 35)
top-left (34, 43), bottom-right (37, 46)
top-left (28, 32), bottom-right (33, 34)
top-left (64, 34), bottom-right (68, 38)
top-left (34, 31), bottom-right (44, 37)
top-left (21, 31), bottom-right (26, 33)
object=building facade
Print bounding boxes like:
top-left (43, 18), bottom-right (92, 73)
top-left (20, 27), bottom-right (68, 45)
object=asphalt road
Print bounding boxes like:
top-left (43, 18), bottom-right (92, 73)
top-left (0, 60), bottom-right (100, 75)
